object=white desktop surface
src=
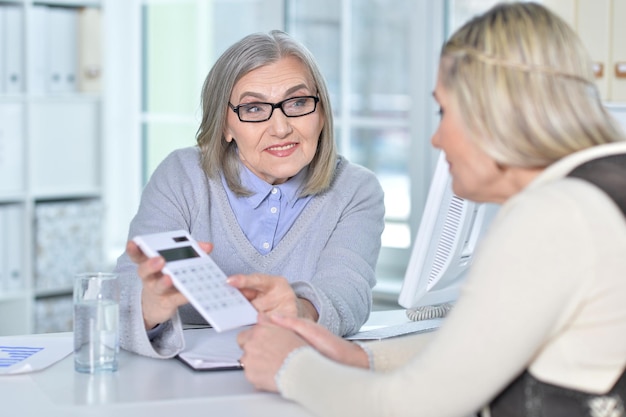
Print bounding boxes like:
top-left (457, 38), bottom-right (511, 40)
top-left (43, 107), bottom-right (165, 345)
top-left (0, 310), bottom-right (409, 417)
top-left (361, 308), bottom-right (409, 330)
top-left (0, 333), bottom-right (315, 417)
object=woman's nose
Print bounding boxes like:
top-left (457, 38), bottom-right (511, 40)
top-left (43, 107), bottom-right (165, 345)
top-left (430, 130), bottom-right (440, 149)
top-left (267, 110), bottom-right (293, 138)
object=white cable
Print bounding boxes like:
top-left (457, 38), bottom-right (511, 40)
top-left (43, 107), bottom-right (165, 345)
top-left (405, 303), bottom-right (453, 321)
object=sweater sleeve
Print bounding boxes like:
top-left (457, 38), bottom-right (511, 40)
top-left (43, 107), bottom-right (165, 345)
top-left (115, 147), bottom-right (205, 358)
top-left (364, 331), bottom-right (437, 372)
top-left (276, 182), bottom-right (604, 417)
top-left (292, 162), bottom-right (386, 336)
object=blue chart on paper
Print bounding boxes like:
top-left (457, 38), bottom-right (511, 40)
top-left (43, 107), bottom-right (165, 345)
top-left (0, 346), bottom-right (44, 368)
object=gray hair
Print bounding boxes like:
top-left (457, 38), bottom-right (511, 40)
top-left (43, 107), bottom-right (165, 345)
top-left (440, 2), bottom-right (625, 168)
top-left (196, 30), bottom-right (336, 196)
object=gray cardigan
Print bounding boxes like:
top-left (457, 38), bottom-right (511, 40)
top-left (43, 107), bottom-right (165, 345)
top-left (115, 146), bottom-right (385, 358)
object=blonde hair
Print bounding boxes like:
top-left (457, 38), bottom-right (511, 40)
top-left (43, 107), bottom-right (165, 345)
top-left (196, 30), bottom-right (337, 196)
top-left (440, 2), bottom-right (625, 168)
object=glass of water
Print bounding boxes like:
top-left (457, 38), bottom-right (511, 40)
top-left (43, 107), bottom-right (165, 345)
top-left (73, 272), bottom-right (120, 373)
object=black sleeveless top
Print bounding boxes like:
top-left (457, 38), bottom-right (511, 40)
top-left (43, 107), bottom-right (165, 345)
top-left (487, 154), bottom-right (626, 417)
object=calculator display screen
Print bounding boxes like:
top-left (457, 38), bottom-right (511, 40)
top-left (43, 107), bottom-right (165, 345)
top-left (158, 246), bottom-right (200, 262)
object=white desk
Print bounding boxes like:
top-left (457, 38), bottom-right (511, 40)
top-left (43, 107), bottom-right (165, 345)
top-left (0, 310), bottom-right (410, 417)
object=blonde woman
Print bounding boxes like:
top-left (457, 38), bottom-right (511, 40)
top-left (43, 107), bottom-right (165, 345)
top-left (237, 3), bottom-right (626, 416)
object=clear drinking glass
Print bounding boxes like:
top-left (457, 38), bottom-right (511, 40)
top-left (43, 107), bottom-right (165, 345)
top-left (73, 272), bottom-right (120, 373)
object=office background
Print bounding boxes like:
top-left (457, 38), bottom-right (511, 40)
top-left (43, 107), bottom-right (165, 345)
top-left (0, 0), bottom-right (624, 335)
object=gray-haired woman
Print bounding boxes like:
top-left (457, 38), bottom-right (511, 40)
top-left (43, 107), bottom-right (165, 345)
top-left (115, 30), bottom-right (385, 359)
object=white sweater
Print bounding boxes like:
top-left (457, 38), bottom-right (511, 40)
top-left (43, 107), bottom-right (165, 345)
top-left (277, 142), bottom-right (626, 417)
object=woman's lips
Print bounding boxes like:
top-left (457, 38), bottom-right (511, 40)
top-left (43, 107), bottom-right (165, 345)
top-left (265, 142), bottom-right (298, 157)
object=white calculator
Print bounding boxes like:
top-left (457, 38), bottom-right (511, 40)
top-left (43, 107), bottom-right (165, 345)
top-left (132, 230), bottom-right (258, 332)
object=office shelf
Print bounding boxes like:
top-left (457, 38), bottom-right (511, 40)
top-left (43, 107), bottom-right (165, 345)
top-left (0, 0), bottom-right (105, 336)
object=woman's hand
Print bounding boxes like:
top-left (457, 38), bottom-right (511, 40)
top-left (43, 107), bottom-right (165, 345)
top-left (237, 314), bottom-right (309, 391)
top-left (238, 314), bottom-right (369, 391)
top-left (227, 274), bottom-right (319, 321)
top-left (126, 239), bottom-right (214, 330)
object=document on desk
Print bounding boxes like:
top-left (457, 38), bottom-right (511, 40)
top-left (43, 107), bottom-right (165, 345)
top-left (345, 318), bottom-right (443, 341)
top-left (0, 334), bottom-right (73, 375)
top-left (178, 327), bottom-right (246, 371)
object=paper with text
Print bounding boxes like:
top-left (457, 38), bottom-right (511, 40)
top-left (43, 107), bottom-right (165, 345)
top-left (0, 335), bottom-right (73, 375)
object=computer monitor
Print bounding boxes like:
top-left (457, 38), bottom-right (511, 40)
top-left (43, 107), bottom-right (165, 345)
top-left (398, 151), bottom-right (499, 321)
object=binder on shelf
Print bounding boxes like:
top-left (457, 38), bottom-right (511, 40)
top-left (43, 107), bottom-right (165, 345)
top-left (46, 7), bottom-right (63, 93)
top-left (0, 6), bottom-right (5, 94)
top-left (3, 205), bottom-right (23, 292)
top-left (77, 7), bottom-right (102, 93)
top-left (0, 103), bottom-right (24, 194)
top-left (29, 5), bottom-right (49, 95)
top-left (61, 8), bottom-right (78, 92)
top-left (0, 206), bottom-right (6, 293)
top-left (47, 7), bottom-right (78, 93)
top-left (3, 5), bottom-right (24, 94)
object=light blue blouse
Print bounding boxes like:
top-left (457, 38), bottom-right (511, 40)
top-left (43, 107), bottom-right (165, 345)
top-left (222, 164), bottom-right (313, 255)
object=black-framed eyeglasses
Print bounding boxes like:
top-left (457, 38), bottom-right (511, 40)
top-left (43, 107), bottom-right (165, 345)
top-left (228, 96), bottom-right (320, 123)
